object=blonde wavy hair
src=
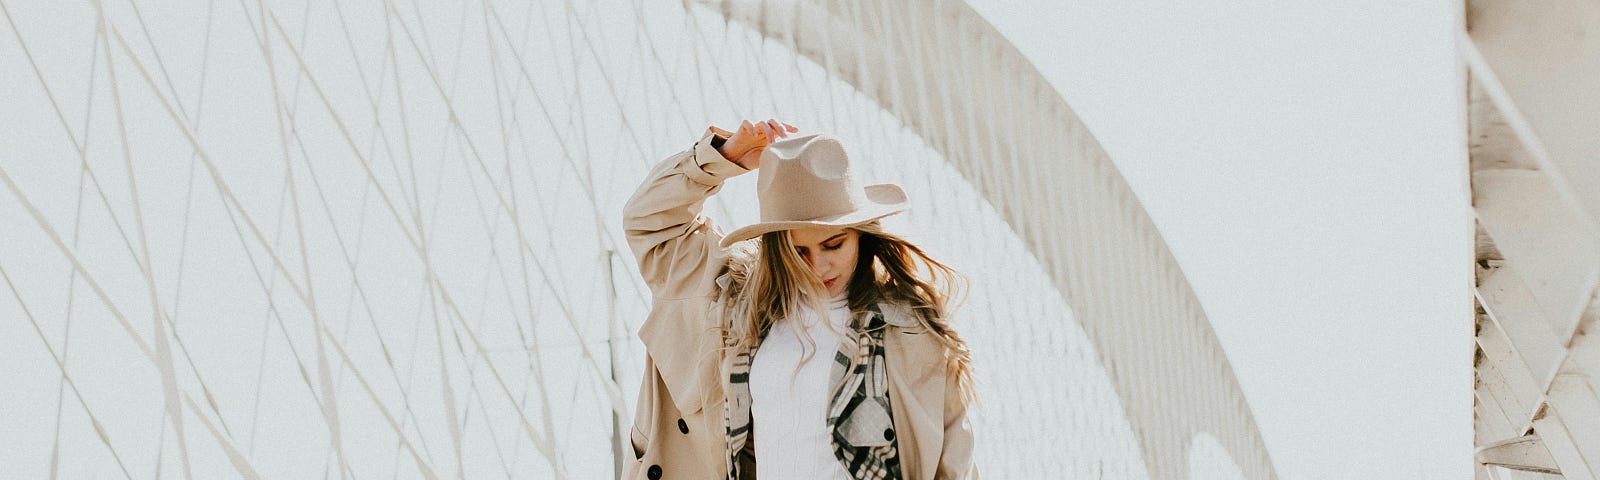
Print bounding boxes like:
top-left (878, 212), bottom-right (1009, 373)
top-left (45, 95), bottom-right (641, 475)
top-left (714, 221), bottom-right (974, 403)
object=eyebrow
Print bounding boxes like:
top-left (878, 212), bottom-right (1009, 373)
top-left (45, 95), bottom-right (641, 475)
top-left (822, 233), bottom-right (846, 244)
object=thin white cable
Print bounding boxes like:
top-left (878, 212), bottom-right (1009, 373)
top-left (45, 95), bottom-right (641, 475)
top-left (475, 2), bottom-right (568, 464)
top-left (96, 1), bottom-right (195, 475)
top-left (104, 17), bottom-right (439, 478)
top-left (252, 0), bottom-right (349, 474)
top-left (47, 15), bottom-right (105, 480)
top-left (386, 0), bottom-right (624, 427)
top-left (0, 264), bottom-right (137, 479)
top-left (263, 7), bottom-right (570, 475)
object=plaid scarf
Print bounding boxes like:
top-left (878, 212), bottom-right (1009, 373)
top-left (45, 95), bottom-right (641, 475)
top-left (723, 304), bottom-right (902, 480)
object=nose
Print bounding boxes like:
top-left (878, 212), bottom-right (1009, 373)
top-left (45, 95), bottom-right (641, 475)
top-left (806, 254), bottom-right (828, 277)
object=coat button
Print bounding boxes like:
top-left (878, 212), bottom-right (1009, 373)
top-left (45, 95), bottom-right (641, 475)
top-left (677, 418), bottom-right (689, 434)
top-left (648, 464), bottom-right (662, 479)
top-left (883, 428), bottom-right (895, 442)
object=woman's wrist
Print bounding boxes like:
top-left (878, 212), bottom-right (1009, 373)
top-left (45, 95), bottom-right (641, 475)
top-left (710, 133), bottom-right (731, 160)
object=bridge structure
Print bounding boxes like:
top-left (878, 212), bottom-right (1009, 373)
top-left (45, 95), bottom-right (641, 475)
top-left (0, 0), bottom-right (1285, 478)
top-left (1464, 0), bottom-right (1600, 478)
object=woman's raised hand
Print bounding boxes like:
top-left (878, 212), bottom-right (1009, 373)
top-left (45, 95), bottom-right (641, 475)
top-left (717, 118), bottom-right (798, 170)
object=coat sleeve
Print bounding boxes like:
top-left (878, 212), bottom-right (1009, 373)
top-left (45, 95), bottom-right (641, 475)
top-left (937, 364), bottom-right (979, 479)
top-left (622, 127), bottom-right (749, 300)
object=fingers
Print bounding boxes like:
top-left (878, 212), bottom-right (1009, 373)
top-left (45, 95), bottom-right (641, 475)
top-left (717, 119), bottom-right (799, 169)
top-left (752, 122), bottom-right (769, 142)
top-left (758, 118), bottom-right (793, 141)
top-left (732, 119), bottom-right (796, 137)
top-left (750, 122), bottom-right (774, 144)
top-left (764, 119), bottom-right (797, 138)
top-left (727, 118), bottom-right (798, 155)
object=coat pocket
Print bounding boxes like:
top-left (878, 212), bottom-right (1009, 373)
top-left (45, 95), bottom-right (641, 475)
top-left (839, 396), bottom-right (895, 447)
top-left (630, 425), bottom-right (648, 460)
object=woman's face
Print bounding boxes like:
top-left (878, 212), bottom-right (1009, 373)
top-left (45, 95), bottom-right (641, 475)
top-left (788, 226), bottom-right (860, 298)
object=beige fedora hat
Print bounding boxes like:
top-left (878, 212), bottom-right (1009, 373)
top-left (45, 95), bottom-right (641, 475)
top-left (719, 133), bottom-right (908, 247)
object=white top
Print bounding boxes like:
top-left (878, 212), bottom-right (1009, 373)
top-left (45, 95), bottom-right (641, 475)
top-left (749, 293), bottom-right (852, 480)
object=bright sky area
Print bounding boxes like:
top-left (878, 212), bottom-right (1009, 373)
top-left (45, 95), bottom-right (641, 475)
top-left (964, 1), bottom-right (1473, 478)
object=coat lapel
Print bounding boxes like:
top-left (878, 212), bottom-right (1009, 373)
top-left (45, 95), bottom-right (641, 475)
top-left (637, 295), bottom-right (724, 416)
top-left (881, 303), bottom-right (947, 480)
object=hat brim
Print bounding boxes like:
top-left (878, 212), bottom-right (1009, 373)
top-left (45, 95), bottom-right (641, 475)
top-left (719, 184), bottom-right (908, 247)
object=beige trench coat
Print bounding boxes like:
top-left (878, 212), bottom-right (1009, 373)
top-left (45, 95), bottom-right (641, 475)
top-left (620, 128), bottom-right (977, 479)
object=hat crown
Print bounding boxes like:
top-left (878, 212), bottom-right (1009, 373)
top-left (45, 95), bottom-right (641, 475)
top-left (755, 134), bottom-right (869, 223)
top-left (718, 133), bottom-right (908, 248)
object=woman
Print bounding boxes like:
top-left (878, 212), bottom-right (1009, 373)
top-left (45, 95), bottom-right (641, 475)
top-left (622, 119), bottom-right (977, 480)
